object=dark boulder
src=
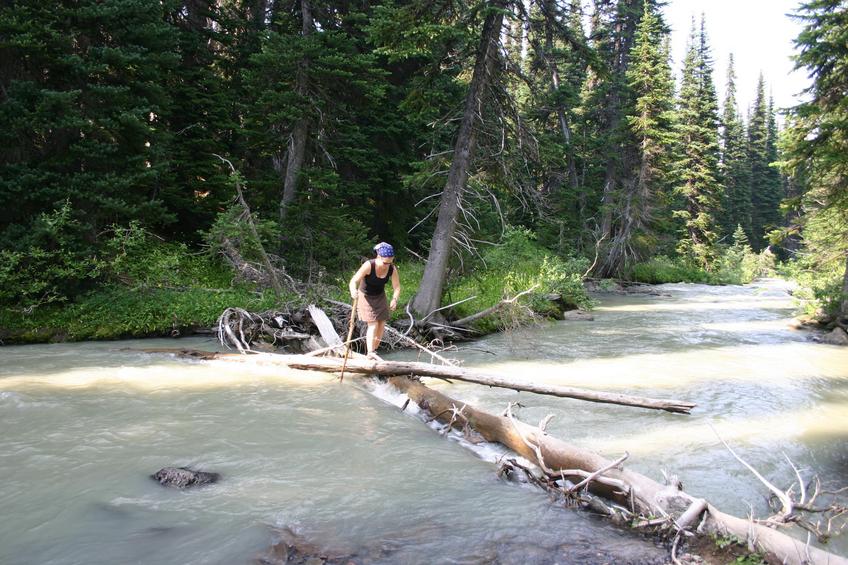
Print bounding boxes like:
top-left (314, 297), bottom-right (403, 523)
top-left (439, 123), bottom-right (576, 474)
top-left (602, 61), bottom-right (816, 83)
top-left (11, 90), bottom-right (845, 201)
top-left (151, 467), bottom-right (220, 489)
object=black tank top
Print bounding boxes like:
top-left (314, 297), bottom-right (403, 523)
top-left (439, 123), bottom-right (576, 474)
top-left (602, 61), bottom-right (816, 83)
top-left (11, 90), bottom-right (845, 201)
top-left (361, 259), bottom-right (394, 296)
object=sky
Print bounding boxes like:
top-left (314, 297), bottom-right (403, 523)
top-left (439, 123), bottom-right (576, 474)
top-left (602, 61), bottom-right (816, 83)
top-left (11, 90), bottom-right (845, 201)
top-left (660, 0), bottom-right (811, 116)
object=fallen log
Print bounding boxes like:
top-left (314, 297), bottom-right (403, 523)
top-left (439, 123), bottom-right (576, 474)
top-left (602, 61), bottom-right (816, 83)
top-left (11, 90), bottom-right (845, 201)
top-left (138, 349), bottom-right (695, 414)
top-left (282, 355), bottom-right (696, 414)
top-left (134, 348), bottom-right (695, 414)
top-left (388, 376), bottom-right (848, 565)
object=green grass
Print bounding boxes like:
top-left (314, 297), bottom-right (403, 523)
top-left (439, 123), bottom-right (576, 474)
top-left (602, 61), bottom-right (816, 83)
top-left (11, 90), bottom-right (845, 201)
top-left (631, 255), bottom-right (712, 284)
top-left (0, 226), bottom-right (594, 343)
top-left (443, 229), bottom-right (593, 331)
top-left (631, 246), bottom-right (774, 286)
top-left (0, 285), bottom-right (284, 343)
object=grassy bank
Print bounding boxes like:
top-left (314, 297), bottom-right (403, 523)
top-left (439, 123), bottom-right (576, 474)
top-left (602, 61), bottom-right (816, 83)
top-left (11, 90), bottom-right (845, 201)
top-left (0, 228), bottom-right (593, 344)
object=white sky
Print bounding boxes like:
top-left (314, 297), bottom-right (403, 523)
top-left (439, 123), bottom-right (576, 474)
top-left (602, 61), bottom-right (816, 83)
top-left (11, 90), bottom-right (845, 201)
top-left (660, 0), bottom-right (811, 116)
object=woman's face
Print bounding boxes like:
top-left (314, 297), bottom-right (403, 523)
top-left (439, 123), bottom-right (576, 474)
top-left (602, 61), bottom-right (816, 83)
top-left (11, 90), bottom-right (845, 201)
top-left (377, 255), bottom-right (394, 264)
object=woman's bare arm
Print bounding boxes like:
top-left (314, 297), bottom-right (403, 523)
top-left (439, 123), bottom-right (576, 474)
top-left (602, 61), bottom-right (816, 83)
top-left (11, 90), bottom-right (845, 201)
top-left (389, 266), bottom-right (401, 310)
top-left (349, 262), bottom-right (371, 298)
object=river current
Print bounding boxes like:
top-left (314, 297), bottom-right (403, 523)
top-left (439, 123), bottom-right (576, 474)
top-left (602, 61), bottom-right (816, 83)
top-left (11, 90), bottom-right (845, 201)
top-left (1, 279), bottom-right (847, 564)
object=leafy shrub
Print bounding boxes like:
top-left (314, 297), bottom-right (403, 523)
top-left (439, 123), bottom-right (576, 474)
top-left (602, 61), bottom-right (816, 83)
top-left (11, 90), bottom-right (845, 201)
top-left (632, 228), bottom-right (773, 285)
top-left (631, 255), bottom-right (711, 284)
top-left (0, 202), bottom-right (100, 310)
top-left (104, 222), bottom-right (233, 289)
top-left (781, 260), bottom-right (844, 319)
top-left (712, 226), bottom-right (775, 284)
top-left (445, 227), bottom-right (592, 331)
top-left (0, 219), bottom-right (287, 343)
top-left (0, 286), bottom-right (280, 342)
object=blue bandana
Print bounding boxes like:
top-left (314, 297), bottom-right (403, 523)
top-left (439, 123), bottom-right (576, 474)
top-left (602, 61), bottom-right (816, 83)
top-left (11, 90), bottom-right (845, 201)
top-left (374, 242), bottom-right (394, 257)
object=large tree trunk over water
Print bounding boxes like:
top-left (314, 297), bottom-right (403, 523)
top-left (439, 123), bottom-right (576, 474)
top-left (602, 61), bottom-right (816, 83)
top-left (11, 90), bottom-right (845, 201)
top-left (410, 1), bottom-right (505, 320)
top-left (390, 377), bottom-right (848, 565)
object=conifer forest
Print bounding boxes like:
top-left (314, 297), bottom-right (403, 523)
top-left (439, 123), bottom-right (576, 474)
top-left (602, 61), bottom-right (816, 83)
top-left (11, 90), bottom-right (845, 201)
top-left (1, 0), bottom-right (846, 341)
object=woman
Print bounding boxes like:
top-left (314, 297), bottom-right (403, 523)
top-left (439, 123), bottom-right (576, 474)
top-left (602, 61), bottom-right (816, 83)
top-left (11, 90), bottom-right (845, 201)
top-left (349, 242), bottom-right (401, 360)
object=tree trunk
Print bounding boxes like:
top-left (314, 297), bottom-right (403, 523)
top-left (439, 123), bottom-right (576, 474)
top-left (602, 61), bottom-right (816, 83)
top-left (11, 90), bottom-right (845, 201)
top-left (410, 1), bottom-right (505, 320)
top-left (389, 377), bottom-right (848, 565)
top-left (279, 0), bottom-right (313, 222)
top-left (283, 355), bottom-right (696, 413)
top-left (215, 156), bottom-right (285, 298)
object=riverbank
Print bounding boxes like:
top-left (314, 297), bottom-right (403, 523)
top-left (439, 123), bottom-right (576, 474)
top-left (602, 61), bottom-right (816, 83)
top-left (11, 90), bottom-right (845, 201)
top-left (1, 231), bottom-right (595, 345)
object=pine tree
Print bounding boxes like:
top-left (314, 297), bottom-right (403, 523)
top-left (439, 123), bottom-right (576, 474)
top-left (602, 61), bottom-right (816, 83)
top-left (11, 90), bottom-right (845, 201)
top-left (718, 54), bottom-right (752, 240)
top-left (0, 0), bottom-right (179, 251)
top-left (672, 16), bottom-right (722, 266)
top-left (597, 2), bottom-right (675, 274)
top-left (410, 0), bottom-right (508, 318)
top-left (592, 0), bottom-right (649, 248)
top-left (524, 0), bottom-right (592, 251)
top-left (763, 95), bottom-right (785, 233)
top-left (783, 0), bottom-right (848, 319)
top-left (160, 0), bottom-right (235, 242)
top-left (747, 74), bottom-right (772, 249)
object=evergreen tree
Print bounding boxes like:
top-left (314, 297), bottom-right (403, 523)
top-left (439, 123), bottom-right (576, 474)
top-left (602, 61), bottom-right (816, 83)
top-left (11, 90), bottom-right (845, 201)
top-left (783, 0), bottom-right (848, 319)
top-left (523, 0), bottom-right (592, 251)
top-left (0, 0), bottom-right (179, 252)
top-left (240, 1), bottom-right (409, 275)
top-left (590, 0), bottom-right (649, 250)
top-left (161, 0), bottom-right (235, 242)
top-left (718, 54), bottom-right (752, 240)
top-left (671, 17), bottom-right (722, 265)
top-left (764, 95), bottom-right (785, 233)
top-left (598, 2), bottom-right (675, 273)
top-left (410, 0), bottom-right (508, 318)
top-left (747, 73), bottom-right (772, 249)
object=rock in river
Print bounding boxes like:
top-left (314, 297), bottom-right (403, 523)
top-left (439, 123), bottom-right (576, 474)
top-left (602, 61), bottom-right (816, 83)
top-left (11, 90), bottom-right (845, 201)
top-left (152, 467), bottom-right (220, 488)
top-left (822, 327), bottom-right (848, 346)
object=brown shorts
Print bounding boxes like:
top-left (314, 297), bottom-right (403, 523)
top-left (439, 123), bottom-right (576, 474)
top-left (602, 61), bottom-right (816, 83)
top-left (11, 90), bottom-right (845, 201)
top-left (357, 291), bottom-right (389, 322)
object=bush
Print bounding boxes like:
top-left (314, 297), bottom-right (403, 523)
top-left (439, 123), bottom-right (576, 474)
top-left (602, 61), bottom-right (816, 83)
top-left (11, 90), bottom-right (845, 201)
top-left (0, 221), bottom-right (293, 343)
top-left (781, 260), bottom-right (844, 319)
top-left (0, 285), bottom-right (281, 342)
top-left (105, 222), bottom-right (233, 289)
top-left (631, 255), bottom-right (711, 284)
top-left (712, 226), bottom-right (774, 284)
top-left (632, 228), bottom-right (773, 285)
top-left (445, 228), bottom-right (592, 331)
top-left (0, 202), bottom-right (100, 310)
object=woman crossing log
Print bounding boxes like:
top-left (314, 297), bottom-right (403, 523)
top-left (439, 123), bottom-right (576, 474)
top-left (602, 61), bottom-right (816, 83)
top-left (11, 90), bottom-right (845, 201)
top-left (348, 242), bottom-right (401, 360)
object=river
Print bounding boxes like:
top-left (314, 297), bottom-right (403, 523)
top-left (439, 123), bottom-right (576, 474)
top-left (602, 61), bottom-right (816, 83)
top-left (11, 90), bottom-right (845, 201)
top-left (1, 279), bottom-right (846, 564)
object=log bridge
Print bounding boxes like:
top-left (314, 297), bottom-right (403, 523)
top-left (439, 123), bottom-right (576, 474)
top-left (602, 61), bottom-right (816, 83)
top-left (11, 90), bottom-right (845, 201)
top-left (140, 347), bottom-right (848, 565)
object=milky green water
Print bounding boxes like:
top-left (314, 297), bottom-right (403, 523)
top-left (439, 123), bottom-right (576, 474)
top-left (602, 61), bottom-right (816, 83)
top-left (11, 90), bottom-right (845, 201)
top-left (1, 278), bottom-right (846, 564)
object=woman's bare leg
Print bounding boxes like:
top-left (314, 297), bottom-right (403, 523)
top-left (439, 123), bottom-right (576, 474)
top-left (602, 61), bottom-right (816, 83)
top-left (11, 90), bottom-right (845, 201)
top-left (366, 322), bottom-right (378, 356)
top-left (374, 321), bottom-right (386, 350)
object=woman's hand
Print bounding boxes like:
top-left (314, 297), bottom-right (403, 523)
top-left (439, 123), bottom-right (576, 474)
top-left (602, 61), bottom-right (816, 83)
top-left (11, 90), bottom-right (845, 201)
top-left (390, 298), bottom-right (398, 311)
